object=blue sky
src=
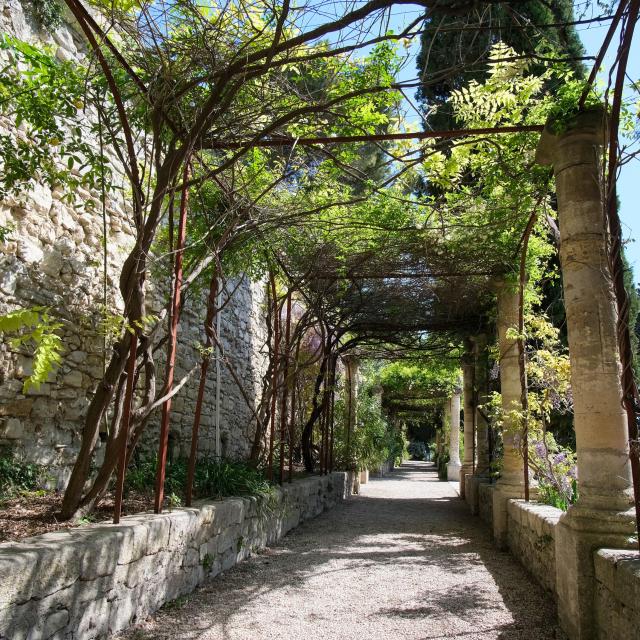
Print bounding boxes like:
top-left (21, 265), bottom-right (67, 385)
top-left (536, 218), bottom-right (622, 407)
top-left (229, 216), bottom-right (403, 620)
top-left (579, 19), bottom-right (639, 278)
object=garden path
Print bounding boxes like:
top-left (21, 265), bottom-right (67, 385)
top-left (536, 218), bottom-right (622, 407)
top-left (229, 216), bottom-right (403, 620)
top-left (118, 462), bottom-right (564, 640)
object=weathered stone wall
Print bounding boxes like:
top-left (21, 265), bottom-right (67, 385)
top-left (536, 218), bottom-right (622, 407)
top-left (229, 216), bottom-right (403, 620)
top-left (0, 472), bottom-right (348, 640)
top-left (0, 1), bottom-right (268, 486)
top-left (506, 499), bottom-right (562, 595)
top-left (478, 481), bottom-right (494, 527)
top-left (465, 487), bottom-right (640, 639)
top-left (593, 549), bottom-right (640, 640)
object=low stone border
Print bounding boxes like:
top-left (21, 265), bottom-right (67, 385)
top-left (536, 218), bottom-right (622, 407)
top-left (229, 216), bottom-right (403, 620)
top-left (463, 484), bottom-right (640, 640)
top-left (0, 472), bottom-right (348, 640)
top-left (594, 548), bottom-right (640, 640)
top-left (477, 482), bottom-right (494, 527)
top-left (506, 499), bottom-right (562, 594)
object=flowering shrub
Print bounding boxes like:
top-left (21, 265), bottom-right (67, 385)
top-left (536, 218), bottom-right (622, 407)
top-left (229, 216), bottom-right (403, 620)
top-left (530, 436), bottom-right (577, 510)
top-left (485, 312), bottom-right (577, 505)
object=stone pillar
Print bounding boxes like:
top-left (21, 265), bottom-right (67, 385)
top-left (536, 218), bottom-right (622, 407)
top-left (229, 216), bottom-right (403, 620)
top-left (459, 347), bottom-right (475, 498)
top-left (466, 334), bottom-right (492, 513)
top-left (343, 355), bottom-right (360, 494)
top-left (492, 282), bottom-right (528, 548)
top-left (435, 428), bottom-right (442, 462)
top-left (473, 335), bottom-right (490, 475)
top-left (447, 392), bottom-right (461, 482)
top-left (536, 109), bottom-right (635, 639)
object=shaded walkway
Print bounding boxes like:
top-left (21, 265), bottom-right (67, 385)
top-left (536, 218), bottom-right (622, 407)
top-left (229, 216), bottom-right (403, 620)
top-left (119, 462), bottom-right (563, 640)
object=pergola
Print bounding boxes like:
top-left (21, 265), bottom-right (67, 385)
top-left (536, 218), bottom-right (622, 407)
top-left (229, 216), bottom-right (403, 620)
top-left (44, 3), bottom-right (639, 639)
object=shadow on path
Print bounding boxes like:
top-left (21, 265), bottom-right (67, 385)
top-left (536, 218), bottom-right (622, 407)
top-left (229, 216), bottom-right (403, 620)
top-left (117, 461), bottom-right (564, 640)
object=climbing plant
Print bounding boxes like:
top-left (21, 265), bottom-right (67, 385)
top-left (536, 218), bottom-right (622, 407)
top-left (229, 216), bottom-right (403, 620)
top-left (0, 308), bottom-right (64, 393)
top-left (333, 363), bottom-right (407, 472)
top-left (0, 35), bottom-right (112, 201)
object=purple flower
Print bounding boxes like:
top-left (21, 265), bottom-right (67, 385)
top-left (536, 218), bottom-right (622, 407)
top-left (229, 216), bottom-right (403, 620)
top-left (553, 452), bottom-right (567, 465)
top-left (558, 475), bottom-right (571, 496)
top-left (534, 441), bottom-right (547, 458)
top-left (567, 465), bottom-right (577, 480)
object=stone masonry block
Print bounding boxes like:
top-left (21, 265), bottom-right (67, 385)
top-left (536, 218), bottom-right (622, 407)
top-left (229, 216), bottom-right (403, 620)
top-left (0, 472), bottom-right (347, 639)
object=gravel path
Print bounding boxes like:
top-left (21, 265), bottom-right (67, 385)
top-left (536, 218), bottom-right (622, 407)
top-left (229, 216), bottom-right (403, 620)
top-left (118, 462), bottom-right (564, 640)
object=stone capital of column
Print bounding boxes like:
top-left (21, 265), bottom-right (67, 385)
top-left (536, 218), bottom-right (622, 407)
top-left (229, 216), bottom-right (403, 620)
top-left (535, 107), bottom-right (607, 171)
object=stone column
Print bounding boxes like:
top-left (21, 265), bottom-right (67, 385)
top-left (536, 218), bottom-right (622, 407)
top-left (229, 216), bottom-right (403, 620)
top-left (343, 355), bottom-right (360, 494)
top-left (459, 347), bottom-right (475, 498)
top-left (447, 392), bottom-right (461, 482)
top-left (473, 335), bottom-right (491, 475)
top-left (466, 334), bottom-right (491, 513)
top-left (435, 428), bottom-right (442, 463)
top-left (492, 281), bottom-right (528, 548)
top-left (536, 109), bottom-right (635, 639)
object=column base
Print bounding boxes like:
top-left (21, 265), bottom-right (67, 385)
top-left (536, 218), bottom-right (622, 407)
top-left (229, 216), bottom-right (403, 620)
top-left (465, 474), bottom-right (491, 515)
top-left (447, 461), bottom-right (461, 482)
top-left (346, 470), bottom-right (360, 495)
top-left (459, 463), bottom-right (474, 498)
top-left (555, 504), bottom-right (636, 640)
top-left (491, 480), bottom-right (527, 549)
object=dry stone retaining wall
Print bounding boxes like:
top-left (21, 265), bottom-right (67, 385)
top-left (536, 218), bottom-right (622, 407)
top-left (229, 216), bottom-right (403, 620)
top-left (477, 481), bottom-right (494, 527)
top-left (593, 549), bottom-right (640, 640)
top-left (0, 0), bottom-right (268, 485)
top-left (0, 472), bottom-right (348, 640)
top-left (506, 499), bottom-right (561, 595)
top-left (465, 487), bottom-right (640, 639)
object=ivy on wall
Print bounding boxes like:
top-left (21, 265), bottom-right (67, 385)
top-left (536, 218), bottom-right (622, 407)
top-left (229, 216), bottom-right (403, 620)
top-left (28, 0), bottom-right (64, 30)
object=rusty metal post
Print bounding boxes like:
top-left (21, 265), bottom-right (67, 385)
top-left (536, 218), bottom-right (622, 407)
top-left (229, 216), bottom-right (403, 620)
top-left (267, 273), bottom-right (280, 482)
top-left (186, 268), bottom-right (218, 506)
top-left (154, 163), bottom-right (190, 514)
top-left (279, 292), bottom-right (292, 484)
top-left (113, 332), bottom-right (138, 524)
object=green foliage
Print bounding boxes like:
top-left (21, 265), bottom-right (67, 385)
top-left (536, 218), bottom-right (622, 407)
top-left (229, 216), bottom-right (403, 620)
top-left (162, 595), bottom-right (190, 611)
top-left (540, 75), bottom-right (603, 134)
top-left (333, 369), bottom-right (406, 472)
top-left (0, 223), bottom-right (13, 242)
top-left (27, 0), bottom-right (64, 30)
top-left (0, 307), bottom-right (64, 392)
top-left (124, 456), bottom-right (274, 501)
top-left (351, 392), bottom-right (395, 470)
top-left (0, 35), bottom-right (113, 202)
top-left (537, 482), bottom-right (574, 511)
top-left (378, 361), bottom-right (460, 398)
top-left (98, 310), bottom-right (158, 344)
top-left (202, 553), bottom-right (214, 570)
top-left (530, 435), bottom-right (577, 511)
top-left (622, 251), bottom-right (640, 381)
top-left (416, 0), bottom-right (585, 131)
top-left (436, 451), bottom-right (449, 480)
top-left (87, 0), bottom-right (143, 11)
top-left (407, 441), bottom-right (428, 460)
top-left (0, 450), bottom-right (43, 499)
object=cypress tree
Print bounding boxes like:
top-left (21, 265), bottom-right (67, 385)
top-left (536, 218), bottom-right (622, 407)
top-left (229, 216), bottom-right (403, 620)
top-left (416, 0), bottom-right (585, 130)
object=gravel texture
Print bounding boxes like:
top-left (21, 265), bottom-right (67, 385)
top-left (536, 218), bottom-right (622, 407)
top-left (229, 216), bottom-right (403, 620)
top-left (118, 461), bottom-right (565, 640)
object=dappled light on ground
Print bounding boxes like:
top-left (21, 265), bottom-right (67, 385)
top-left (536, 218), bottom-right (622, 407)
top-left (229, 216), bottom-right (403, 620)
top-left (118, 462), bottom-right (563, 640)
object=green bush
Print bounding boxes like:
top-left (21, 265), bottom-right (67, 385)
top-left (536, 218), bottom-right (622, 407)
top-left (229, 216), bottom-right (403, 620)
top-left (0, 451), bottom-right (43, 499)
top-left (332, 381), bottom-right (407, 471)
top-left (28, 0), bottom-right (64, 29)
top-left (437, 453), bottom-right (449, 480)
top-left (124, 456), bottom-right (273, 501)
